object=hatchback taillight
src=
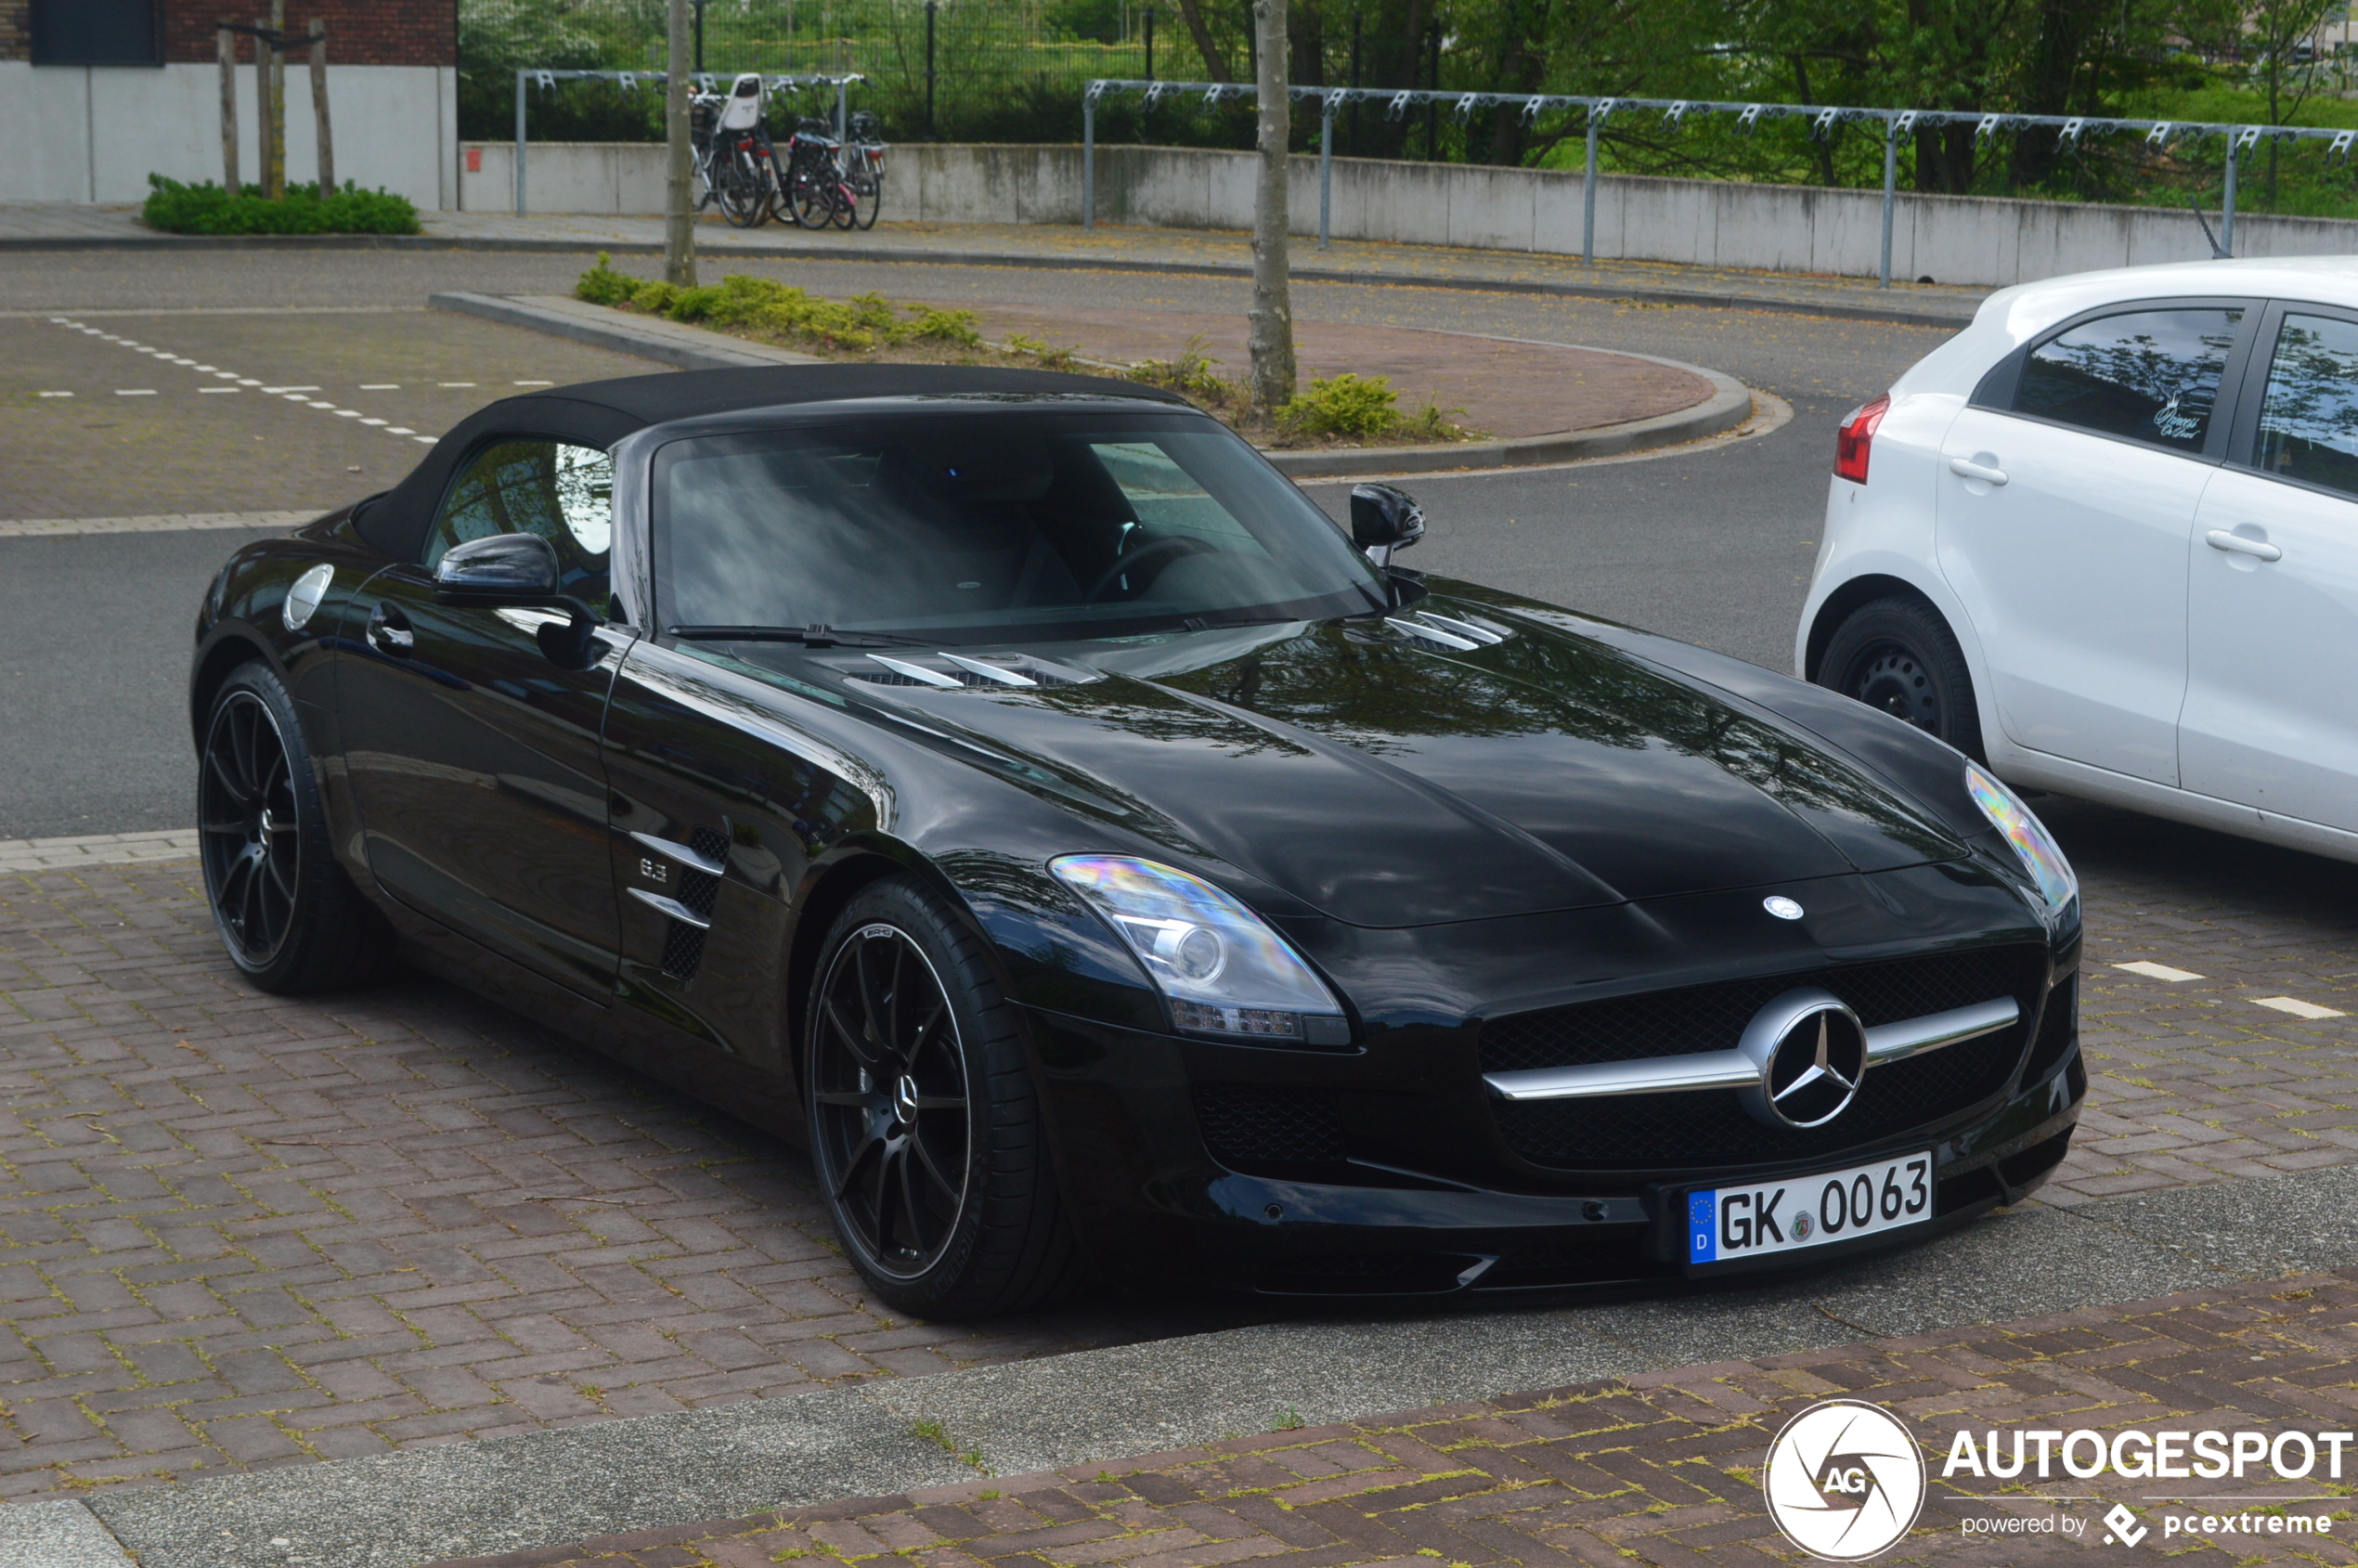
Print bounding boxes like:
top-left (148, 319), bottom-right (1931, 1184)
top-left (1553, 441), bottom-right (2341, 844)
top-left (1835, 394), bottom-right (1890, 484)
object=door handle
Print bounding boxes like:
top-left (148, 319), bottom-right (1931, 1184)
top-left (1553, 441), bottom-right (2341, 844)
top-left (2206, 528), bottom-right (2283, 563)
top-left (367, 603), bottom-right (414, 656)
top-left (1948, 456), bottom-right (2009, 486)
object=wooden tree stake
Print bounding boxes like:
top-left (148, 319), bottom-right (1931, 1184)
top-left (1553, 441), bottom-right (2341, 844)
top-left (309, 18), bottom-right (332, 196)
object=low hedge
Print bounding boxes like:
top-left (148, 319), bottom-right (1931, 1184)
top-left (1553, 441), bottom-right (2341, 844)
top-left (141, 175), bottom-right (421, 236)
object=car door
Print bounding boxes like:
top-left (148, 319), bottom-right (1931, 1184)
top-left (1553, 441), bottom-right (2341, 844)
top-left (2180, 303), bottom-right (2358, 833)
top-left (1937, 301), bottom-right (2254, 784)
top-left (339, 435), bottom-right (631, 1000)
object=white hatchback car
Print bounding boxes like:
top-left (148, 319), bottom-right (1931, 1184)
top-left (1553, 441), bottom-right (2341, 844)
top-left (1798, 256), bottom-right (2358, 865)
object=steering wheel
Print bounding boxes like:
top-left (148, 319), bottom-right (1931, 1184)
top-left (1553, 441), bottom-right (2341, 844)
top-left (1081, 535), bottom-right (1218, 603)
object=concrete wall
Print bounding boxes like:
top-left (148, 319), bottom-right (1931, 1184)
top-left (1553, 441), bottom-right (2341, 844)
top-left (0, 61), bottom-right (458, 207)
top-left (463, 139), bottom-right (2358, 288)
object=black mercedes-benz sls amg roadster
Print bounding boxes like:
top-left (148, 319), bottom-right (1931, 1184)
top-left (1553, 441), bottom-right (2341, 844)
top-left (191, 365), bottom-right (2083, 1314)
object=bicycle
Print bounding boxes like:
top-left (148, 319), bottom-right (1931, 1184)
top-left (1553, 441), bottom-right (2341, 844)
top-left (780, 119), bottom-right (859, 229)
top-left (842, 110), bottom-right (886, 231)
top-left (706, 73), bottom-right (781, 228)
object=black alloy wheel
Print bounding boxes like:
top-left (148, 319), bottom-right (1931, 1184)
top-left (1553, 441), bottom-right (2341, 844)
top-left (811, 920), bottom-right (972, 1277)
top-left (201, 685), bottom-right (300, 968)
top-left (1818, 596), bottom-right (1986, 761)
top-left (198, 664), bottom-right (385, 992)
top-left (805, 878), bottom-right (1085, 1316)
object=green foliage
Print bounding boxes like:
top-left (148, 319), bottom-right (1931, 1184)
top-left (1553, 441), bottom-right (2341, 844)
top-left (1127, 335), bottom-right (1237, 407)
top-left (573, 261), bottom-right (985, 353)
top-left (574, 252), bottom-right (639, 305)
top-left (1276, 373), bottom-right (1404, 439)
top-left (140, 175), bottom-right (421, 236)
top-left (1005, 333), bottom-right (1079, 370)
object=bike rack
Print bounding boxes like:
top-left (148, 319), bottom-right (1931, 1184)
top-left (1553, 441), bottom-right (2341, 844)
top-left (1081, 80), bottom-right (2338, 282)
top-left (511, 68), bottom-right (864, 217)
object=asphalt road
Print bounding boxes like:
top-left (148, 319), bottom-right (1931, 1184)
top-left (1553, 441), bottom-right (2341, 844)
top-left (0, 249), bottom-right (1943, 840)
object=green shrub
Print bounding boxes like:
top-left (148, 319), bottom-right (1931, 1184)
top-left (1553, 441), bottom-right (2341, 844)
top-left (1128, 334), bottom-right (1237, 406)
top-left (575, 252), bottom-right (641, 305)
top-left (1276, 373), bottom-right (1402, 438)
top-left (628, 279), bottom-right (681, 314)
top-left (904, 305), bottom-right (982, 346)
top-left (140, 175), bottom-right (421, 236)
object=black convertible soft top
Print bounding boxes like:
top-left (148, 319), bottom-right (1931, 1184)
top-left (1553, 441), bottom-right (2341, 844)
top-left (359, 364), bottom-right (1188, 559)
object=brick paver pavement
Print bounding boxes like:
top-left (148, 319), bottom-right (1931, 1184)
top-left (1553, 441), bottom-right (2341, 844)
top-left (427, 1268), bottom-right (2358, 1568)
top-left (0, 795), bottom-right (2353, 1504)
top-left (0, 861), bottom-right (1255, 1502)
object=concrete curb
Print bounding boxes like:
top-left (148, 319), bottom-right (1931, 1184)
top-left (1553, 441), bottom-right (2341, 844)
top-left (75, 1162), bottom-right (2358, 1568)
top-left (431, 293), bottom-right (1759, 477)
top-left (429, 292), bottom-right (823, 371)
top-left (5, 227), bottom-right (1980, 329)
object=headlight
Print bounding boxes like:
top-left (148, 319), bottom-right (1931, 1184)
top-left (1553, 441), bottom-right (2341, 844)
top-left (1050, 855), bottom-right (1349, 1044)
top-left (1964, 763), bottom-right (2078, 914)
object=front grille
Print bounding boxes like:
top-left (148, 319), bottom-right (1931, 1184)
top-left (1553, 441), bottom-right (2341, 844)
top-left (1482, 944), bottom-right (2046, 1075)
top-left (1195, 1084), bottom-right (1345, 1166)
top-left (1493, 1012), bottom-right (2029, 1170)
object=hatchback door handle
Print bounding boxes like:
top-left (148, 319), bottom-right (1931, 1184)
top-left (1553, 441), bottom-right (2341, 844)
top-left (1948, 457), bottom-right (2009, 486)
top-left (2206, 528), bottom-right (2283, 563)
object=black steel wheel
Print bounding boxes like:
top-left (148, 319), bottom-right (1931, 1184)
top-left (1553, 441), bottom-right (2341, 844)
top-left (1818, 595), bottom-right (1986, 760)
top-left (198, 664), bottom-right (386, 992)
top-left (806, 877), bottom-right (1086, 1316)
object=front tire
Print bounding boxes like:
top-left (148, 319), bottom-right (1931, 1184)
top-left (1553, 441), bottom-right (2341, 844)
top-left (805, 877), bottom-right (1084, 1317)
top-left (198, 663), bottom-right (386, 992)
top-left (1818, 596), bottom-right (1986, 760)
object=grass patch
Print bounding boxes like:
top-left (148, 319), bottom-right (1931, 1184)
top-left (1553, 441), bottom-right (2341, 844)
top-left (141, 175), bottom-right (421, 236)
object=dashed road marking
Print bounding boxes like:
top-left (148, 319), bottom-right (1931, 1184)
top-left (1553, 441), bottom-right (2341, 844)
top-left (114, 389), bottom-right (155, 396)
top-left (360, 382), bottom-right (400, 390)
top-left (198, 386), bottom-right (239, 394)
top-left (514, 379), bottom-right (553, 386)
top-left (438, 381), bottom-right (476, 387)
top-left (2254, 996), bottom-right (2348, 1020)
top-left (37, 391), bottom-right (71, 397)
top-left (359, 418), bottom-right (386, 426)
top-left (2115, 961), bottom-right (2205, 982)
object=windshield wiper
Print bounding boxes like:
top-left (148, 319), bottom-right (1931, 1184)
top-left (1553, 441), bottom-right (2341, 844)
top-left (667, 624), bottom-right (929, 648)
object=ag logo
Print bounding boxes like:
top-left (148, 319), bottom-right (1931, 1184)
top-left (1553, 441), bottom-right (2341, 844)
top-left (1762, 1399), bottom-right (1925, 1561)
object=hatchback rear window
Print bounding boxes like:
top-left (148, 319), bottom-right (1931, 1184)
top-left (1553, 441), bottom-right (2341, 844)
top-left (2013, 306), bottom-right (2244, 453)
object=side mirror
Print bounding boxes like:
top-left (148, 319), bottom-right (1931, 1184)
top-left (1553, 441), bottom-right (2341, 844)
top-left (1350, 483), bottom-right (1425, 568)
top-left (433, 532), bottom-right (562, 601)
top-left (432, 532), bottom-right (605, 670)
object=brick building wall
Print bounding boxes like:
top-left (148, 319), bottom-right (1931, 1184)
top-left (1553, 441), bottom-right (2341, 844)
top-left (160, 0), bottom-right (455, 67)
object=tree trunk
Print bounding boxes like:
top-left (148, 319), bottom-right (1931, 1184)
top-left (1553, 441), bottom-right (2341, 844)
top-left (1248, 0), bottom-right (1296, 412)
top-left (664, 0), bottom-right (697, 286)
top-left (1174, 0), bottom-right (1232, 81)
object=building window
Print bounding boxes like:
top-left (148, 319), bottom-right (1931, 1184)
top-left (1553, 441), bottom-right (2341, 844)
top-left (31, 0), bottom-right (162, 65)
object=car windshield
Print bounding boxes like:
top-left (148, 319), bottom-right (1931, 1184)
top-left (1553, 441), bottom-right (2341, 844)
top-left (651, 406), bottom-right (1388, 642)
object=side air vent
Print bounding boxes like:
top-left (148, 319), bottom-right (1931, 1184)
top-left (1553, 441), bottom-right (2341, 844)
top-left (643, 824), bottom-right (732, 983)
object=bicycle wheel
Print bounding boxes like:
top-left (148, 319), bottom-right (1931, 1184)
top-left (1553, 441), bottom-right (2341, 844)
top-left (787, 168), bottom-right (825, 228)
top-left (854, 170), bottom-right (881, 229)
top-left (829, 181), bottom-right (858, 229)
top-left (717, 154), bottom-right (764, 228)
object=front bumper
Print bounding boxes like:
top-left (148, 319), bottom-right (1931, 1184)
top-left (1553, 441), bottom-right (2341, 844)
top-left (1021, 1003), bottom-right (2084, 1299)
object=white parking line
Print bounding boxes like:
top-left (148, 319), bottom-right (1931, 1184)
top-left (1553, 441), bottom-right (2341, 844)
top-left (2253, 996), bottom-right (2348, 1020)
top-left (114, 389), bottom-right (155, 396)
top-left (2114, 961), bottom-right (2204, 982)
top-left (514, 380), bottom-right (553, 386)
top-left (37, 391), bottom-right (71, 397)
top-left (360, 383), bottom-right (400, 390)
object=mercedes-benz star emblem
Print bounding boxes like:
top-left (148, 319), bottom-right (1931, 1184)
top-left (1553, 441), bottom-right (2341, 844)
top-left (1763, 895), bottom-right (1806, 920)
top-left (1736, 987), bottom-right (1868, 1130)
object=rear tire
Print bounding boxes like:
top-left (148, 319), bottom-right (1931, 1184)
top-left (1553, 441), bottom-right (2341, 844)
top-left (805, 877), bottom-right (1087, 1317)
top-left (198, 663), bottom-right (388, 993)
top-left (1818, 596), bottom-right (1986, 761)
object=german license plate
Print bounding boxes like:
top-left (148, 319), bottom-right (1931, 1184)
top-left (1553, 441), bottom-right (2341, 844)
top-left (1683, 1150), bottom-right (1934, 1269)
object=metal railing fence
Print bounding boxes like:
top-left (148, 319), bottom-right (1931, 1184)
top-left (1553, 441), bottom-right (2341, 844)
top-left (1082, 80), bottom-right (2358, 285)
top-left (510, 68), bottom-right (865, 214)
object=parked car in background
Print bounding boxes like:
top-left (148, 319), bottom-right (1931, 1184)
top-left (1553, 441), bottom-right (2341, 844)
top-left (1800, 256), bottom-right (2358, 866)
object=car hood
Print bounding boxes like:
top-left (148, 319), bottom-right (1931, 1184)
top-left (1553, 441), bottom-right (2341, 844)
top-left (793, 589), bottom-right (1966, 927)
